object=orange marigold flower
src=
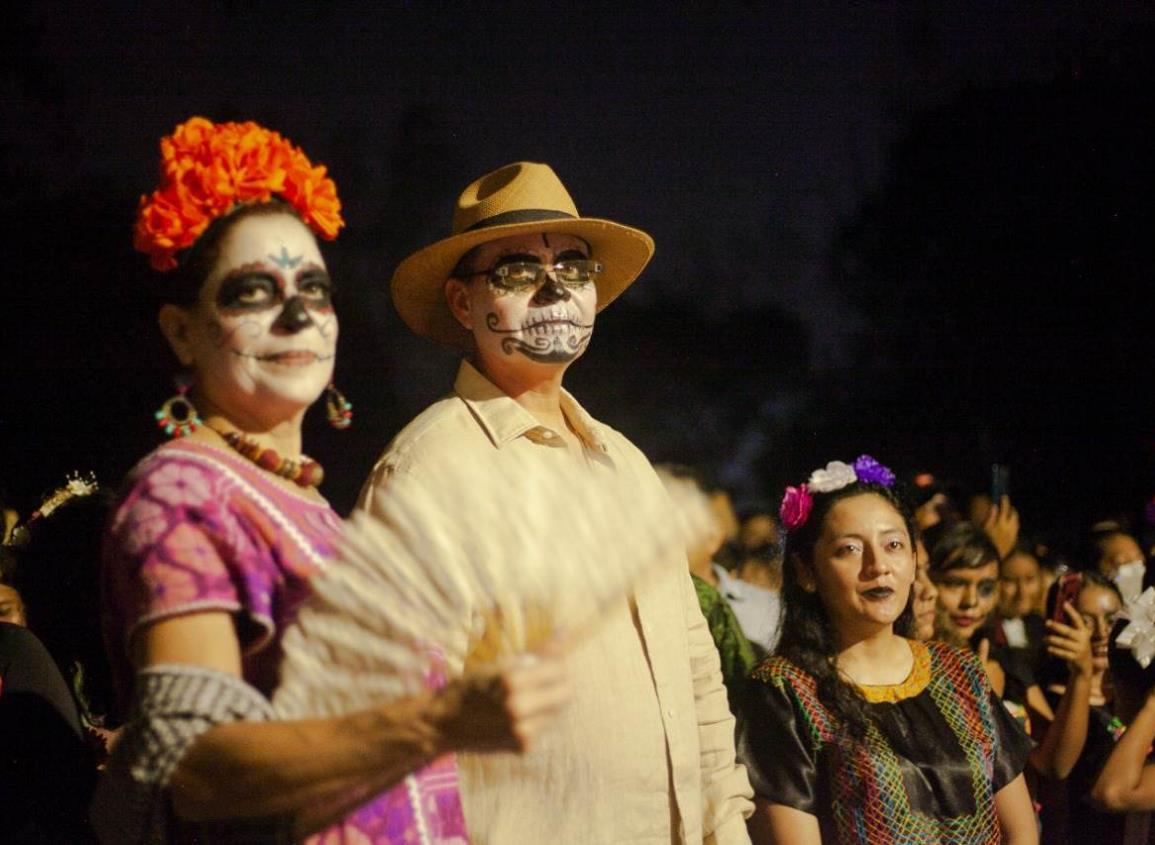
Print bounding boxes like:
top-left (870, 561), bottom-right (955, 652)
top-left (135, 117), bottom-right (344, 272)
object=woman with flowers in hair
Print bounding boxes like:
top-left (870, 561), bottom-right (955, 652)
top-left (736, 455), bottom-right (1037, 844)
top-left (95, 117), bottom-right (570, 844)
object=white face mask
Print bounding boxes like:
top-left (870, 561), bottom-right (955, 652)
top-left (1113, 559), bottom-right (1146, 603)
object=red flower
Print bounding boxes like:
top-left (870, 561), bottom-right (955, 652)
top-left (779, 483), bottom-right (813, 531)
top-left (135, 117), bottom-right (345, 272)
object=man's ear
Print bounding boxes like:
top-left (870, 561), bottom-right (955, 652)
top-left (444, 277), bottom-right (473, 330)
top-left (158, 304), bottom-right (196, 367)
top-left (792, 553), bottom-right (818, 594)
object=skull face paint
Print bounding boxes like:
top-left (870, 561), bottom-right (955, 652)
top-left (177, 213), bottom-right (337, 420)
top-left (457, 233), bottom-right (597, 369)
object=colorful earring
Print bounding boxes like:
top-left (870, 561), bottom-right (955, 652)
top-left (325, 383), bottom-right (353, 430)
top-left (155, 379), bottom-right (202, 438)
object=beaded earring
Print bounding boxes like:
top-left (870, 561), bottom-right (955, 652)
top-left (155, 379), bottom-right (202, 438)
top-left (325, 383), bottom-right (353, 430)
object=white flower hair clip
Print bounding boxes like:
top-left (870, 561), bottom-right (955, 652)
top-left (807, 461), bottom-right (859, 494)
top-left (1116, 586), bottom-right (1155, 669)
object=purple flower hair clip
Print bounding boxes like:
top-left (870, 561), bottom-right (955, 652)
top-left (779, 484), bottom-right (813, 531)
top-left (852, 455), bottom-right (896, 488)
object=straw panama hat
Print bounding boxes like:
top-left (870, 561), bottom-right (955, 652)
top-left (391, 161), bottom-right (655, 346)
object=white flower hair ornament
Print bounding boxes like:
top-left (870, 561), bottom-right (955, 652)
top-left (807, 461), bottom-right (859, 494)
top-left (1116, 586), bottom-right (1155, 669)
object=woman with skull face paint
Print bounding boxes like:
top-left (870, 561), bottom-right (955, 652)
top-left (929, 524), bottom-right (1010, 697)
top-left (736, 457), bottom-right (1036, 844)
top-left (95, 118), bottom-right (570, 844)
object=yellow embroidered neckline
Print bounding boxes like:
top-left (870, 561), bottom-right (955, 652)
top-left (857, 639), bottom-right (931, 703)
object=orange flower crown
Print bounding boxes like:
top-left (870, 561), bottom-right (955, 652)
top-left (134, 117), bottom-right (345, 272)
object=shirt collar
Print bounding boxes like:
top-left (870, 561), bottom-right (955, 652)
top-left (712, 563), bottom-right (743, 601)
top-left (453, 359), bottom-right (610, 454)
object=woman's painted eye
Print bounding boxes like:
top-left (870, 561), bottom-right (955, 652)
top-left (237, 283), bottom-right (272, 303)
top-left (218, 274), bottom-right (277, 308)
top-left (299, 275), bottom-right (332, 302)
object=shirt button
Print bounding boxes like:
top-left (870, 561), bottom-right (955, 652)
top-left (666, 708), bottom-right (675, 719)
top-left (541, 430), bottom-right (554, 439)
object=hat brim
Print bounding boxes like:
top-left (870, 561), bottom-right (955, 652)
top-left (391, 217), bottom-right (655, 347)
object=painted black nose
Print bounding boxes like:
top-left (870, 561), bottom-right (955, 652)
top-left (532, 276), bottom-right (569, 305)
top-left (274, 296), bottom-right (315, 332)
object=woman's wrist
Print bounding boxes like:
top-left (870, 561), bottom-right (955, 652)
top-left (363, 689), bottom-right (443, 762)
top-left (1068, 663), bottom-right (1094, 682)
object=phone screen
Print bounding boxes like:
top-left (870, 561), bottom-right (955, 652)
top-left (991, 464), bottom-right (1010, 503)
top-left (1051, 573), bottom-right (1082, 623)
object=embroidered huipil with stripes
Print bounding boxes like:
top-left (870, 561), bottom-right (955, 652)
top-left (738, 639), bottom-right (1032, 844)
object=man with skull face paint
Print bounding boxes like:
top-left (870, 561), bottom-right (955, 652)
top-left (360, 163), bottom-right (753, 844)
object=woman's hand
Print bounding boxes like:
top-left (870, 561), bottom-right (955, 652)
top-left (433, 651), bottom-right (572, 754)
top-left (1045, 601), bottom-right (1093, 680)
top-left (1029, 603), bottom-right (1093, 779)
top-left (982, 495), bottom-right (1020, 561)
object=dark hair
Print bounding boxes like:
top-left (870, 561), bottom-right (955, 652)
top-left (998, 544), bottom-right (1041, 576)
top-left (11, 489), bottom-right (119, 724)
top-left (1075, 526), bottom-right (1141, 573)
top-left (778, 481), bottom-right (917, 739)
top-left (160, 199), bottom-right (301, 307)
top-left (928, 523), bottom-right (999, 578)
top-left (1042, 569), bottom-right (1121, 622)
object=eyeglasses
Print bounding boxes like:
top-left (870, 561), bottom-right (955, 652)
top-left (462, 259), bottom-right (604, 291)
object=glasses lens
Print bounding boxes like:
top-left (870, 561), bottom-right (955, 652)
top-left (553, 260), bottom-right (603, 286)
top-left (489, 260), bottom-right (604, 290)
top-left (491, 262), bottom-right (543, 289)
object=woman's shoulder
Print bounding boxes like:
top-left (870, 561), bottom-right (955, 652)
top-left (923, 638), bottom-right (979, 666)
top-left (750, 653), bottom-right (816, 691)
top-left (121, 440), bottom-right (230, 489)
top-left (922, 639), bottom-right (993, 698)
top-left (120, 440), bottom-right (331, 513)
top-left (922, 639), bottom-right (987, 678)
top-left (107, 440), bottom-right (340, 563)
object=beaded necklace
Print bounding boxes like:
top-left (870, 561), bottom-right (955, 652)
top-left (206, 423), bottom-right (324, 488)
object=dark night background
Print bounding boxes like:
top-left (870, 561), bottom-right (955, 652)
top-left (1, 2), bottom-right (1152, 552)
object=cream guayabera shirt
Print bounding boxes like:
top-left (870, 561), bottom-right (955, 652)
top-left (358, 360), bottom-right (753, 845)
